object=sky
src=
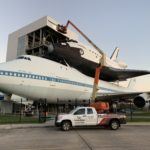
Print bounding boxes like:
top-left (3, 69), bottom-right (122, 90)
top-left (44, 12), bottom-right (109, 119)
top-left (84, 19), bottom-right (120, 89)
top-left (0, 0), bottom-right (149, 91)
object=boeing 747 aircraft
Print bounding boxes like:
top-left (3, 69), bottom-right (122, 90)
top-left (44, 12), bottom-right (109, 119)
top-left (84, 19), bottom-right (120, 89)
top-left (0, 55), bottom-right (149, 109)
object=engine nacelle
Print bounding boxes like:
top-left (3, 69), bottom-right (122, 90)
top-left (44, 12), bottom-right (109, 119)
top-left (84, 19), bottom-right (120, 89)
top-left (133, 93), bottom-right (150, 110)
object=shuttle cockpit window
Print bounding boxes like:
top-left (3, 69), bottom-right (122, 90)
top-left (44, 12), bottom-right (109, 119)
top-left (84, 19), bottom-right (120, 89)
top-left (17, 56), bottom-right (31, 61)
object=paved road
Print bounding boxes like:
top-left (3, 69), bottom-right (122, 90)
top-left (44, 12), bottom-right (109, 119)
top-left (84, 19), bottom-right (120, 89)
top-left (0, 125), bottom-right (150, 150)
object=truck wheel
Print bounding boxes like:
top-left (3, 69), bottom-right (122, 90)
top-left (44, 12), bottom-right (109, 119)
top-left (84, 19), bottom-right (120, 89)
top-left (109, 120), bottom-right (120, 130)
top-left (61, 121), bottom-right (71, 131)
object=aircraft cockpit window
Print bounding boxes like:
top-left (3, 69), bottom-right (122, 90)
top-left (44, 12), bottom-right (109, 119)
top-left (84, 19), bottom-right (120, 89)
top-left (17, 56), bottom-right (31, 61)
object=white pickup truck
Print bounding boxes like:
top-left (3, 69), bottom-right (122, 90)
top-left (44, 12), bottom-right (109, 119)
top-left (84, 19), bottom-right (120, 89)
top-left (55, 107), bottom-right (126, 131)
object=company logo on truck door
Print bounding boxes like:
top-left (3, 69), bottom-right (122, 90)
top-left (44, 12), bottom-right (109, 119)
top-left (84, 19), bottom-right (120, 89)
top-left (74, 116), bottom-right (85, 122)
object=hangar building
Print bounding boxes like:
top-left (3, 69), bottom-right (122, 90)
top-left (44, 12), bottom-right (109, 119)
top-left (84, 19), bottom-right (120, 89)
top-left (7, 16), bottom-right (78, 61)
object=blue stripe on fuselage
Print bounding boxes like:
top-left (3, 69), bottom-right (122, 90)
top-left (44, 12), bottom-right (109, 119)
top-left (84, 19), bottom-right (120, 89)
top-left (0, 70), bottom-right (121, 93)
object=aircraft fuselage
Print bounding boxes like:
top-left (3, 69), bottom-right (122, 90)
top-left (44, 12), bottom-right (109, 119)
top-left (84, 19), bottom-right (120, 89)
top-left (0, 55), bottom-right (134, 103)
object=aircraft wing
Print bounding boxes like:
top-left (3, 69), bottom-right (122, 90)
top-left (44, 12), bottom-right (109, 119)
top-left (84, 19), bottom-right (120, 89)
top-left (95, 92), bottom-right (150, 102)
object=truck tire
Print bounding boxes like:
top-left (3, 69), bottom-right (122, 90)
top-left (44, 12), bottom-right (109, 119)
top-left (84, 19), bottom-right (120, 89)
top-left (109, 120), bottom-right (120, 130)
top-left (61, 121), bottom-right (71, 131)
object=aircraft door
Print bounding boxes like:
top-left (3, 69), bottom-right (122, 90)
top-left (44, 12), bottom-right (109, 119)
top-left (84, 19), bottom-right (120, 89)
top-left (73, 108), bottom-right (86, 126)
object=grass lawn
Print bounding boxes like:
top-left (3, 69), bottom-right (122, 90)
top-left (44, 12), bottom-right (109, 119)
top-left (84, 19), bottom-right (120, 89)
top-left (131, 112), bottom-right (150, 116)
top-left (127, 118), bottom-right (150, 122)
top-left (0, 115), bottom-right (39, 124)
top-left (125, 111), bottom-right (150, 122)
top-left (0, 114), bottom-right (55, 124)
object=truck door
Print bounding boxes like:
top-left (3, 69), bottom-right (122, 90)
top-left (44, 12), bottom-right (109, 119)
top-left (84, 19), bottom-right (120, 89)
top-left (73, 108), bottom-right (86, 126)
top-left (86, 108), bottom-right (97, 125)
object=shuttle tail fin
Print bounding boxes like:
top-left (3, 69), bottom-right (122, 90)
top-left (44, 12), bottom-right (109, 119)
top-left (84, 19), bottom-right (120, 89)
top-left (110, 47), bottom-right (120, 60)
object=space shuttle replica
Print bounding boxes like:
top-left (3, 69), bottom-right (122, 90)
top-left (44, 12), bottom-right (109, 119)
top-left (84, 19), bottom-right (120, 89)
top-left (36, 19), bottom-right (149, 82)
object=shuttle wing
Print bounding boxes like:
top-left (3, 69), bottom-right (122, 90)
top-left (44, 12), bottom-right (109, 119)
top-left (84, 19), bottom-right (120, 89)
top-left (101, 67), bottom-right (150, 82)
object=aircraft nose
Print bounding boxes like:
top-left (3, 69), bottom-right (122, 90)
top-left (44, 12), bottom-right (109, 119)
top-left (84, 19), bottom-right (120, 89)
top-left (0, 62), bottom-right (11, 88)
top-left (0, 69), bottom-right (6, 85)
top-left (0, 61), bottom-right (19, 94)
top-left (0, 69), bottom-right (4, 91)
top-left (0, 69), bottom-right (13, 94)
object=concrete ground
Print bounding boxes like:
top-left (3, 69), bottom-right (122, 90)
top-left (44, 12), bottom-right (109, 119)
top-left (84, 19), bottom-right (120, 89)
top-left (0, 125), bottom-right (150, 150)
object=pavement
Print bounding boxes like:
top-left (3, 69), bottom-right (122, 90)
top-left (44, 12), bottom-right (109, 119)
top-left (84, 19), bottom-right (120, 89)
top-left (0, 120), bottom-right (150, 130)
top-left (1, 125), bottom-right (150, 150)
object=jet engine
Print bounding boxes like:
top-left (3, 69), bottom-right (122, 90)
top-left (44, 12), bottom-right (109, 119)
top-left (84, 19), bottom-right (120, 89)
top-left (133, 93), bottom-right (150, 109)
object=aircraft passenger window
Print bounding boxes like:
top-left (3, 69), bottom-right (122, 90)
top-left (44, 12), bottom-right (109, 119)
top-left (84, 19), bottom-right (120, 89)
top-left (87, 108), bottom-right (93, 114)
top-left (0, 72), bottom-right (3, 75)
top-left (39, 76), bottom-right (41, 80)
top-left (74, 109), bottom-right (85, 115)
top-left (22, 74), bottom-right (24, 77)
top-left (32, 75), bottom-right (35, 79)
top-left (5, 72), bottom-right (8, 75)
top-left (26, 75), bottom-right (28, 78)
